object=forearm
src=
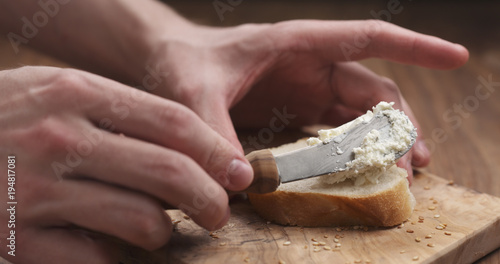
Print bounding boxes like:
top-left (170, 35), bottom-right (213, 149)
top-left (0, 0), bottom-right (194, 84)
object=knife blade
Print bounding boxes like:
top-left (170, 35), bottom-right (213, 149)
top-left (244, 114), bottom-right (415, 193)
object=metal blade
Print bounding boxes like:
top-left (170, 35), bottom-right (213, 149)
top-left (275, 114), bottom-right (413, 183)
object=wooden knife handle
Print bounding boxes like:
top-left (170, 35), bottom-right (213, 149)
top-left (243, 149), bottom-right (280, 194)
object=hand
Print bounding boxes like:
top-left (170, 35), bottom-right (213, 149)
top-left (0, 66), bottom-right (252, 263)
top-left (148, 20), bottom-right (469, 182)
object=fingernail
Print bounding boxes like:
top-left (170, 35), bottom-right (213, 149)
top-left (227, 159), bottom-right (254, 190)
top-left (214, 207), bottom-right (231, 230)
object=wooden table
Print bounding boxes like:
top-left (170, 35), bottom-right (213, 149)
top-left (1, 1), bottom-right (499, 263)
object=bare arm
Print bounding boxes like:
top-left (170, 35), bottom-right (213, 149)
top-left (0, 0), bottom-right (191, 83)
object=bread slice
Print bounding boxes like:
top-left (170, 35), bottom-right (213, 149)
top-left (247, 139), bottom-right (415, 227)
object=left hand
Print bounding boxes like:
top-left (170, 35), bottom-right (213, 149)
top-left (147, 20), bottom-right (469, 183)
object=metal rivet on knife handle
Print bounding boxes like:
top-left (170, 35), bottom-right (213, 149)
top-left (244, 149), bottom-right (280, 193)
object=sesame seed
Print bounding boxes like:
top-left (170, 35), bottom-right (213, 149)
top-left (427, 243), bottom-right (435, 248)
top-left (413, 256), bottom-right (419, 261)
top-left (319, 242), bottom-right (326, 246)
top-left (406, 229), bottom-right (414, 233)
top-left (334, 238), bottom-right (340, 243)
top-left (304, 245), bottom-right (308, 249)
top-left (335, 235), bottom-right (341, 239)
top-left (324, 235), bottom-right (329, 238)
top-left (365, 260), bottom-right (372, 264)
top-left (311, 238), bottom-right (318, 242)
top-left (354, 260), bottom-right (362, 263)
top-left (312, 242), bottom-right (320, 246)
top-left (425, 234), bottom-right (433, 239)
top-left (448, 180), bottom-right (454, 185)
top-left (183, 215), bottom-right (190, 220)
top-left (434, 214), bottom-right (440, 218)
top-left (336, 228), bottom-right (342, 232)
top-left (400, 250), bottom-right (406, 254)
top-left (314, 248), bottom-right (321, 252)
top-left (219, 242), bottom-right (226, 246)
top-left (424, 186), bottom-right (430, 190)
top-left (324, 246), bottom-right (332, 250)
top-left (433, 200), bottom-right (438, 204)
top-left (415, 237), bottom-right (421, 242)
top-left (279, 260), bottom-right (286, 264)
top-left (244, 257), bottom-right (250, 263)
top-left (418, 216), bottom-right (425, 220)
top-left (335, 243), bottom-right (342, 248)
top-left (444, 232), bottom-right (452, 236)
top-left (411, 222), bottom-right (417, 225)
top-left (428, 206), bottom-right (436, 210)
top-left (283, 241), bottom-right (291, 246)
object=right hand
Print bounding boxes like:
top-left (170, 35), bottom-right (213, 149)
top-left (0, 66), bottom-right (253, 264)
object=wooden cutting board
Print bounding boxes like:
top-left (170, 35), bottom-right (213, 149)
top-left (121, 170), bottom-right (500, 264)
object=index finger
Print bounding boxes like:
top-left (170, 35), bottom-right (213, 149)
top-left (270, 20), bottom-right (469, 69)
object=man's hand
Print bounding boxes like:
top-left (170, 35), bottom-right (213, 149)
top-left (147, 20), bottom-right (469, 182)
top-left (0, 66), bottom-right (253, 264)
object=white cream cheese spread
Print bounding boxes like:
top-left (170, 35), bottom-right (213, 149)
top-left (306, 102), bottom-right (416, 186)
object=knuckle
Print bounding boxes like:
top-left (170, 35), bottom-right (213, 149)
top-left (380, 77), bottom-right (401, 94)
top-left (127, 202), bottom-right (170, 250)
top-left (157, 103), bottom-right (198, 139)
top-left (23, 117), bottom-right (80, 156)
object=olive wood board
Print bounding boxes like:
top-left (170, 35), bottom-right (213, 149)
top-left (120, 170), bottom-right (500, 264)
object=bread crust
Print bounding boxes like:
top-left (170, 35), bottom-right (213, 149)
top-left (247, 139), bottom-right (414, 227)
top-left (248, 175), bottom-right (413, 227)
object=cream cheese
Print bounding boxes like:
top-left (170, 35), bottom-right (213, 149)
top-left (306, 102), bottom-right (416, 186)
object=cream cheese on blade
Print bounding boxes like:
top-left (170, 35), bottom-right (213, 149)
top-left (306, 101), bottom-right (416, 186)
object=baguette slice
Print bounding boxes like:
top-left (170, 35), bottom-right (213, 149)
top-left (247, 139), bottom-right (415, 227)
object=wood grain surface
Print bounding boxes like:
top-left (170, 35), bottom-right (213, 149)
top-left (119, 170), bottom-right (500, 264)
top-left (1, 1), bottom-right (499, 263)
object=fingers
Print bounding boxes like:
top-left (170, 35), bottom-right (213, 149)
top-left (36, 179), bottom-right (172, 251)
top-left (400, 98), bottom-right (431, 168)
top-left (324, 62), bottom-right (430, 177)
top-left (270, 20), bottom-right (469, 69)
top-left (19, 228), bottom-right (120, 264)
top-left (78, 74), bottom-right (253, 191)
top-left (66, 128), bottom-right (230, 231)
